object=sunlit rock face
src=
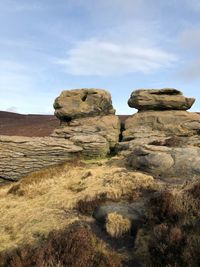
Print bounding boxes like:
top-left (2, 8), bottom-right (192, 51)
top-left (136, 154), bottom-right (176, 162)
top-left (53, 88), bottom-right (120, 158)
top-left (128, 88), bottom-right (195, 111)
top-left (54, 88), bottom-right (115, 121)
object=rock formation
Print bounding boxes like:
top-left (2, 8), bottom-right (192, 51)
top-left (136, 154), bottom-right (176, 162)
top-left (52, 89), bottom-right (120, 157)
top-left (0, 136), bottom-right (82, 181)
top-left (0, 88), bottom-right (120, 180)
top-left (128, 88), bottom-right (195, 111)
top-left (54, 89), bottom-right (115, 121)
top-left (123, 88), bottom-right (200, 180)
top-left (127, 145), bottom-right (200, 181)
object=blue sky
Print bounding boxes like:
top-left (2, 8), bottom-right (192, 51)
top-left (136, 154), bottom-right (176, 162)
top-left (0, 0), bottom-right (200, 114)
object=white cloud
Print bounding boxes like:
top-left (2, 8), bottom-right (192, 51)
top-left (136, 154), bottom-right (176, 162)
top-left (57, 39), bottom-right (177, 76)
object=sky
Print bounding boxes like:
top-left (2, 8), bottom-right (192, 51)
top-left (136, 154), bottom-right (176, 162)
top-left (0, 0), bottom-right (200, 115)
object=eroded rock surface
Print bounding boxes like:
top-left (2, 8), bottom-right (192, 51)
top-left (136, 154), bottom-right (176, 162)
top-left (122, 110), bottom-right (200, 148)
top-left (0, 136), bottom-right (82, 180)
top-left (121, 89), bottom-right (200, 181)
top-left (128, 88), bottom-right (195, 111)
top-left (128, 145), bottom-right (200, 181)
top-left (53, 89), bottom-right (120, 157)
top-left (54, 89), bottom-right (115, 121)
top-left (52, 115), bottom-right (120, 157)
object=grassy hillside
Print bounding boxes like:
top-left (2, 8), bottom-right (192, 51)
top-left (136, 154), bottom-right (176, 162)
top-left (1, 156), bottom-right (200, 266)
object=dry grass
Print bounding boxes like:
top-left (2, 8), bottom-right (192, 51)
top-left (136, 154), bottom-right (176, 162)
top-left (106, 212), bottom-right (132, 238)
top-left (0, 222), bottom-right (123, 267)
top-left (0, 158), bottom-right (155, 253)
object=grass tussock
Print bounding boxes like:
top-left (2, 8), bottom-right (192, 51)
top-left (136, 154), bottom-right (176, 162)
top-left (0, 222), bottom-right (123, 267)
top-left (106, 212), bottom-right (132, 238)
top-left (0, 158), bottom-right (155, 253)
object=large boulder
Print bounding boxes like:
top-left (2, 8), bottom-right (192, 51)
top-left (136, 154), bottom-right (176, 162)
top-left (122, 110), bottom-right (200, 148)
top-left (52, 115), bottom-right (120, 147)
top-left (54, 89), bottom-right (115, 121)
top-left (52, 115), bottom-right (120, 158)
top-left (0, 136), bottom-right (82, 181)
top-left (128, 88), bottom-right (195, 111)
top-left (127, 145), bottom-right (200, 181)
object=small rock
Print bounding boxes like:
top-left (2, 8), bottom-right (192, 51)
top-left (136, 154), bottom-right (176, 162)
top-left (93, 202), bottom-right (146, 233)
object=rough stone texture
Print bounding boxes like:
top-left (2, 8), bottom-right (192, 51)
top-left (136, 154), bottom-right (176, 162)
top-left (128, 88), bottom-right (195, 111)
top-left (93, 202), bottom-right (146, 233)
top-left (127, 145), bottom-right (200, 181)
top-left (0, 135), bottom-right (82, 181)
top-left (122, 111), bottom-right (200, 149)
top-left (54, 89), bottom-right (115, 121)
top-left (70, 135), bottom-right (109, 158)
top-left (52, 115), bottom-right (120, 157)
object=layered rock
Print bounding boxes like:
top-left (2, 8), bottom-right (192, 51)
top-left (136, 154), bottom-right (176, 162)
top-left (128, 145), bottom-right (200, 181)
top-left (122, 88), bottom-right (200, 181)
top-left (52, 115), bottom-right (120, 157)
top-left (128, 88), bottom-right (195, 111)
top-left (0, 136), bottom-right (82, 181)
top-left (53, 89), bottom-right (120, 158)
top-left (54, 89), bottom-right (115, 121)
top-left (122, 110), bottom-right (200, 149)
top-left (0, 89), bottom-right (119, 180)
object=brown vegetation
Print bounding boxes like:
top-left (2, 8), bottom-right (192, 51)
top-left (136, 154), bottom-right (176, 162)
top-left (0, 222), bottom-right (123, 267)
top-left (133, 181), bottom-right (200, 266)
top-left (0, 158), bottom-right (155, 254)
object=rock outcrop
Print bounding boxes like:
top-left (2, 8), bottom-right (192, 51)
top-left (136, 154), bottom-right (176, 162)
top-left (122, 88), bottom-right (200, 181)
top-left (0, 136), bottom-right (82, 180)
top-left (128, 88), bottom-right (195, 111)
top-left (0, 88), bottom-right (120, 180)
top-left (122, 110), bottom-right (200, 148)
top-left (53, 89), bottom-right (120, 157)
top-left (54, 89), bottom-right (115, 121)
top-left (128, 145), bottom-right (200, 181)
top-left (52, 115), bottom-right (120, 157)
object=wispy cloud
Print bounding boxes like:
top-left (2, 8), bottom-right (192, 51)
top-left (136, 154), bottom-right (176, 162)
top-left (57, 39), bottom-right (177, 76)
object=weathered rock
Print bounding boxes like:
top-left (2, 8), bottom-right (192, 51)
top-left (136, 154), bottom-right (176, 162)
top-left (93, 202), bottom-right (146, 233)
top-left (127, 145), bottom-right (200, 181)
top-left (52, 115), bottom-right (120, 157)
top-left (70, 135), bottom-right (109, 158)
top-left (128, 88), bottom-right (195, 111)
top-left (0, 135), bottom-right (82, 181)
top-left (122, 111), bottom-right (200, 149)
top-left (54, 89), bottom-right (115, 121)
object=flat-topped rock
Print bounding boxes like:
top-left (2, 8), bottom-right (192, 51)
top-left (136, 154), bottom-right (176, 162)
top-left (54, 89), bottom-right (115, 121)
top-left (128, 88), bottom-right (195, 111)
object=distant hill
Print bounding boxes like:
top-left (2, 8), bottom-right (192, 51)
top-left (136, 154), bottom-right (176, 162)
top-left (0, 111), bottom-right (130, 137)
top-left (0, 111), bottom-right (59, 137)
